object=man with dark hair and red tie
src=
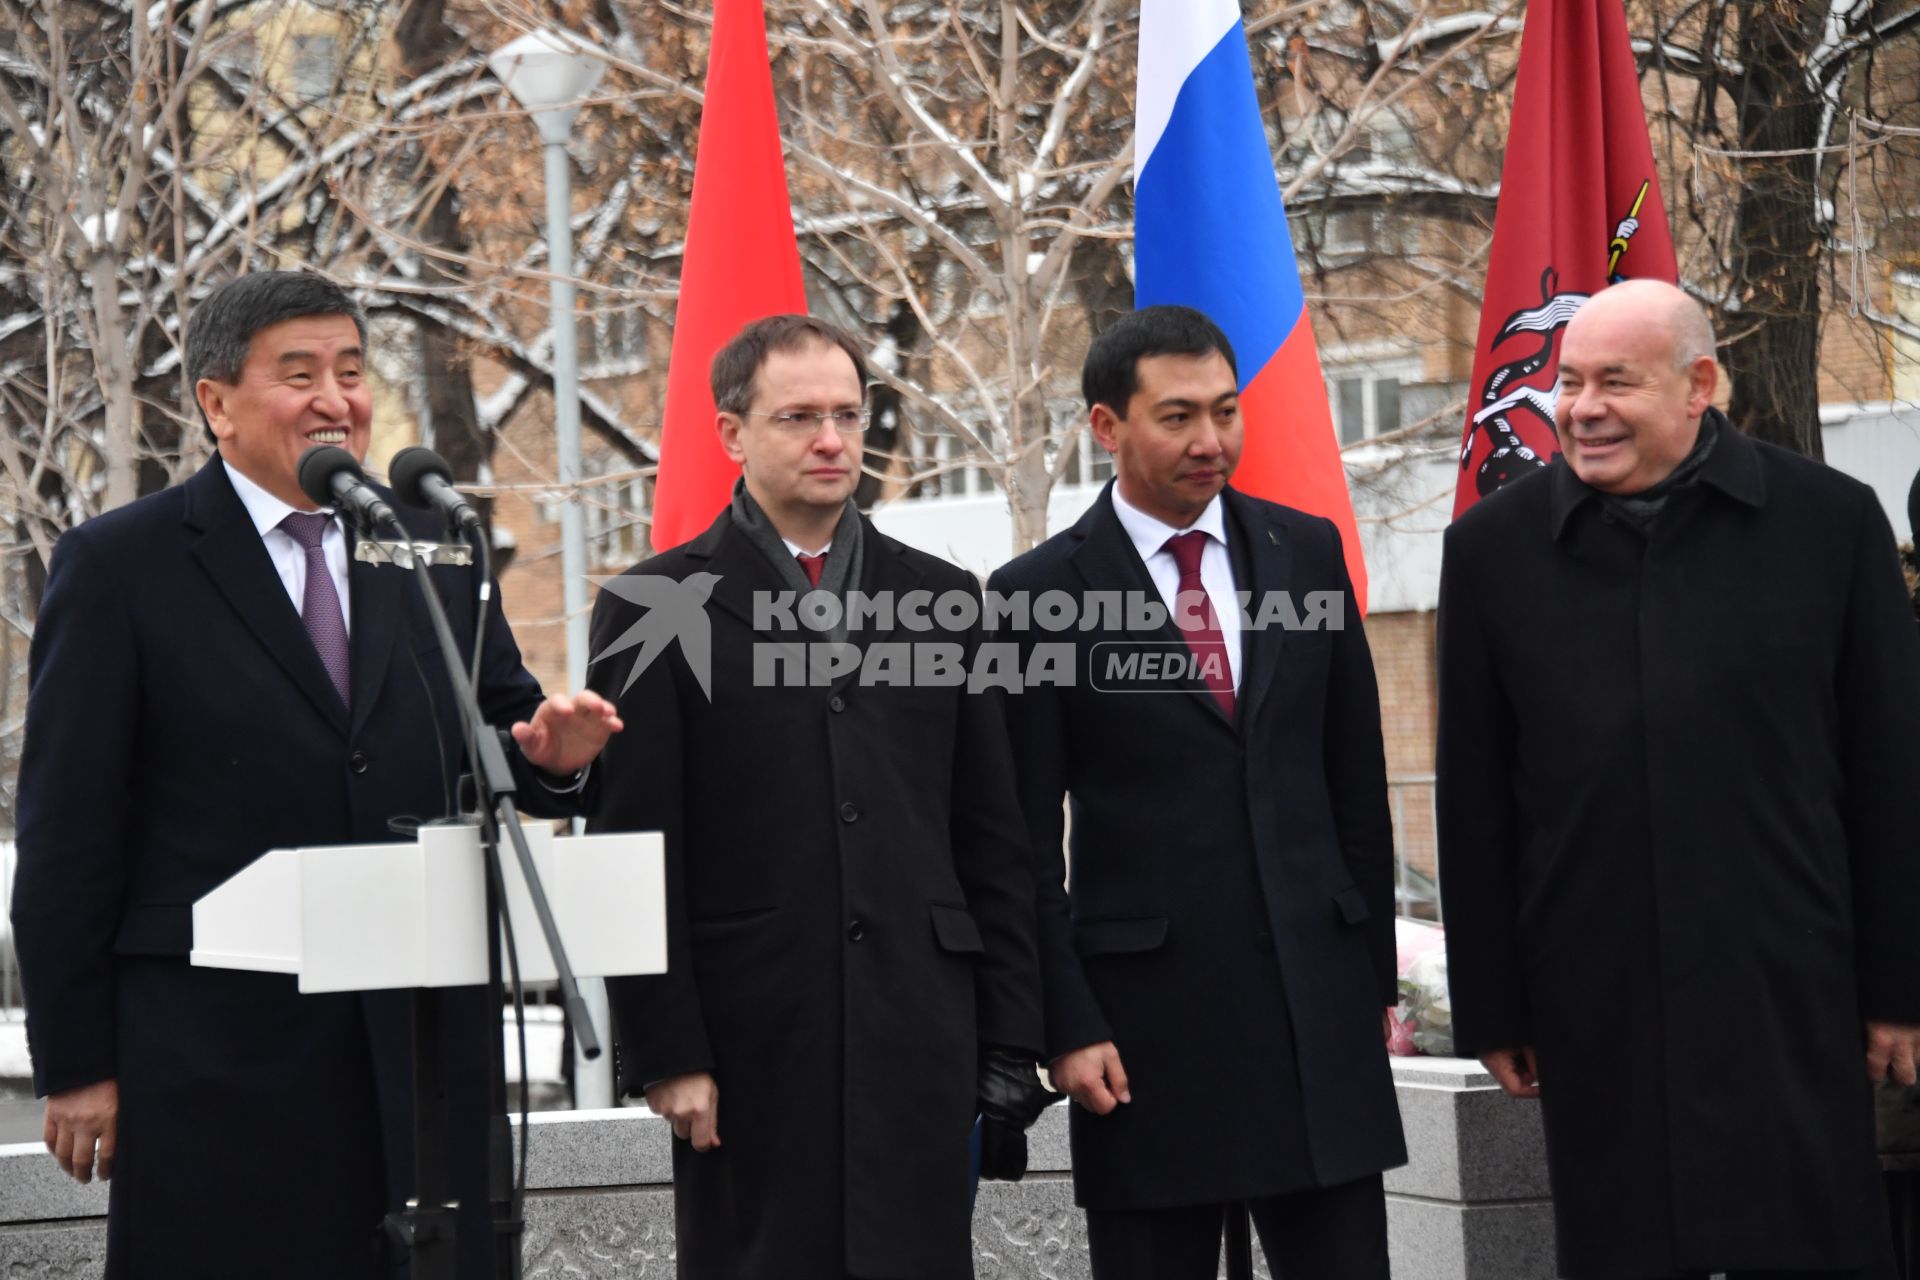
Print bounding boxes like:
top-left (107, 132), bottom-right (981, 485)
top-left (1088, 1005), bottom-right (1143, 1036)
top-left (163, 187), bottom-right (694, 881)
top-left (10, 270), bottom-right (620, 1278)
top-left (987, 305), bottom-right (1406, 1278)
top-left (586, 314), bottom-right (1046, 1279)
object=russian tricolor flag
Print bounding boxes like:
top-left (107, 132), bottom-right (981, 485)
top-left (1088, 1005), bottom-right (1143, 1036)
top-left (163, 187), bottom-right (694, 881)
top-left (1135, 0), bottom-right (1367, 609)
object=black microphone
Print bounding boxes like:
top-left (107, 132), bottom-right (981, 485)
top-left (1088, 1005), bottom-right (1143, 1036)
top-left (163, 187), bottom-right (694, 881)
top-left (296, 445), bottom-right (400, 534)
top-left (388, 446), bottom-right (483, 532)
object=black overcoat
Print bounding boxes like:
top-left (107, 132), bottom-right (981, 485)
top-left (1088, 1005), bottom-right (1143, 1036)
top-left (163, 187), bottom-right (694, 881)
top-left (586, 510), bottom-right (1043, 1280)
top-left (1437, 419), bottom-right (1920, 1277)
top-left (10, 457), bottom-right (581, 1279)
top-left (986, 485), bottom-right (1407, 1210)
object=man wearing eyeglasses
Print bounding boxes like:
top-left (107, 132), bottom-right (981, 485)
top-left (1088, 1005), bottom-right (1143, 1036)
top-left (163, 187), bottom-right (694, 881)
top-left (586, 315), bottom-right (1046, 1279)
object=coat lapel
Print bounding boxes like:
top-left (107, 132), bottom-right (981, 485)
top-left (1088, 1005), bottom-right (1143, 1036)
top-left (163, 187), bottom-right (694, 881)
top-left (1066, 488), bottom-right (1159, 605)
top-left (832, 520), bottom-right (924, 696)
top-left (1069, 485), bottom-right (1233, 730)
top-left (694, 507), bottom-right (926, 699)
top-left (346, 542), bottom-right (404, 738)
top-left (698, 513), bottom-right (803, 644)
top-left (185, 458), bottom-right (351, 736)
top-left (1225, 488), bottom-right (1291, 728)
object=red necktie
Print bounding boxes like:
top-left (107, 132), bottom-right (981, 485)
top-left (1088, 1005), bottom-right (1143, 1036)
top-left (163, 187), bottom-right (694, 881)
top-left (1165, 531), bottom-right (1234, 719)
top-left (797, 552), bottom-right (826, 587)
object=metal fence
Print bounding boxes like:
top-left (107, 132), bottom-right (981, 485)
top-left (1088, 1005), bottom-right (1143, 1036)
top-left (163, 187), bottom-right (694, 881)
top-left (0, 842), bottom-right (18, 1015)
top-left (1389, 775), bottom-right (1440, 922)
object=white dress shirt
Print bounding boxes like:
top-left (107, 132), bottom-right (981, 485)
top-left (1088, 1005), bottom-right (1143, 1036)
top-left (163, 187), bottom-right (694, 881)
top-left (1110, 484), bottom-right (1243, 692)
top-left (226, 460), bottom-right (352, 634)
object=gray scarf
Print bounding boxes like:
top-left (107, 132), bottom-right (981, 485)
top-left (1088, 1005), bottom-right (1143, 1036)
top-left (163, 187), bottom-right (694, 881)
top-left (728, 479), bottom-right (864, 644)
top-left (1600, 411), bottom-right (1721, 535)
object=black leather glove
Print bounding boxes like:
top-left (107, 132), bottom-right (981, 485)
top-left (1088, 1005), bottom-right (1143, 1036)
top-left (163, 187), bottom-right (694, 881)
top-left (976, 1044), bottom-right (1052, 1182)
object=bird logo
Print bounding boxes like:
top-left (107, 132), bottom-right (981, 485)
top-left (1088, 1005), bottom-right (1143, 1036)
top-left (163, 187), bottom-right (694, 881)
top-left (588, 572), bottom-right (722, 701)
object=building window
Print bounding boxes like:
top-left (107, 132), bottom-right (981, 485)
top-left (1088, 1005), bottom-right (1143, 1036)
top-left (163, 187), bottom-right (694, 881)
top-left (1055, 427), bottom-right (1114, 489)
top-left (1895, 271), bottom-right (1920, 407)
top-left (580, 298), bottom-right (649, 372)
top-left (904, 423), bottom-right (1109, 502)
top-left (1326, 361), bottom-right (1459, 445)
top-left (581, 457), bottom-right (649, 569)
top-left (290, 34), bottom-right (337, 102)
top-left (1282, 108), bottom-right (1417, 175)
top-left (1290, 205), bottom-right (1410, 260)
top-left (912, 427), bottom-right (998, 498)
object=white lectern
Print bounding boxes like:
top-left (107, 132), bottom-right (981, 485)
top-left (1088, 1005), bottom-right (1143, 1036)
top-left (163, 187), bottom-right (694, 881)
top-left (191, 822), bottom-right (666, 989)
top-left (189, 820), bottom-right (664, 1278)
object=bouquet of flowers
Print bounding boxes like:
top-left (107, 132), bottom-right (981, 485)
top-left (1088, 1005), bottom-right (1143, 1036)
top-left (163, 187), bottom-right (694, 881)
top-left (1389, 917), bottom-right (1454, 1057)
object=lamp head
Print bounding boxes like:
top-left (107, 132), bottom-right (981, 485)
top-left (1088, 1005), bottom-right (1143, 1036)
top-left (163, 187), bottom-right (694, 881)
top-left (488, 28), bottom-right (606, 120)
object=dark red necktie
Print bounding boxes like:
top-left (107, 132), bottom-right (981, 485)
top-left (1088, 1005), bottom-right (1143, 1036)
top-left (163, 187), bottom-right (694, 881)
top-left (1165, 531), bottom-right (1234, 719)
top-left (797, 552), bottom-right (826, 587)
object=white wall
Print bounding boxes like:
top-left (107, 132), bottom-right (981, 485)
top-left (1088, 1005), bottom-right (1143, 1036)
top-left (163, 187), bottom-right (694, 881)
top-left (1821, 402), bottom-right (1920, 544)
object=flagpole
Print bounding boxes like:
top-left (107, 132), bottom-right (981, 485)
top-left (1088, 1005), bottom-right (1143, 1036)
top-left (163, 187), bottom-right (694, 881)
top-left (491, 29), bottom-right (616, 1113)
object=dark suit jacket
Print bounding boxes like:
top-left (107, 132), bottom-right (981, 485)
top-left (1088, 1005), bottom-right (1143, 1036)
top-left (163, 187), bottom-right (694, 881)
top-left (987, 484), bottom-right (1406, 1210)
top-left (587, 509), bottom-right (1042, 1280)
top-left (1438, 420), bottom-right (1920, 1276)
top-left (11, 457), bottom-right (577, 1279)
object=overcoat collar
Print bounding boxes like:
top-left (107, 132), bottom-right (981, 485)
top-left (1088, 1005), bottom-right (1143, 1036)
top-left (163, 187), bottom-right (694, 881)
top-left (1548, 408), bottom-right (1765, 541)
top-left (680, 505), bottom-right (924, 666)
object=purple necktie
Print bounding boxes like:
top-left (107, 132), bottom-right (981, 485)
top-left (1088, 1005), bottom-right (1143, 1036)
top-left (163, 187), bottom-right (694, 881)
top-left (280, 511), bottom-right (351, 707)
top-left (1165, 531), bottom-right (1234, 719)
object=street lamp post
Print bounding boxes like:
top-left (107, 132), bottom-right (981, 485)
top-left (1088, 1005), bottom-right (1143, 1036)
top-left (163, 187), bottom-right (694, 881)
top-left (488, 28), bottom-right (614, 1113)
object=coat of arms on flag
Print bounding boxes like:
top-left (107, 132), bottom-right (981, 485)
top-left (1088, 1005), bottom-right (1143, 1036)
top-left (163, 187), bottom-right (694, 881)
top-left (1452, 0), bottom-right (1678, 518)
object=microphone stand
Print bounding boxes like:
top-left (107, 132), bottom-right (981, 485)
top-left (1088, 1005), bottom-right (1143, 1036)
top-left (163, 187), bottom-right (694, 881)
top-left (370, 513), bottom-right (602, 1280)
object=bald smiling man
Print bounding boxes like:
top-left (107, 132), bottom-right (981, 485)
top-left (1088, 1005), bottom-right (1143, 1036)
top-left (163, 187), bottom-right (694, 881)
top-left (1438, 280), bottom-right (1920, 1280)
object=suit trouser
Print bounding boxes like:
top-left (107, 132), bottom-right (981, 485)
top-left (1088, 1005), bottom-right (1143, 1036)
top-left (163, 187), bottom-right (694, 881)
top-left (1083, 1172), bottom-right (1389, 1280)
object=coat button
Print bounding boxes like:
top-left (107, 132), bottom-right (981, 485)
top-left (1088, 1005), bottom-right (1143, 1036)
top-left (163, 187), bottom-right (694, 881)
top-left (1255, 929), bottom-right (1274, 952)
top-left (840, 802), bottom-right (859, 823)
top-left (349, 750), bottom-right (369, 774)
top-left (847, 918), bottom-right (866, 942)
top-left (829, 695), bottom-right (846, 713)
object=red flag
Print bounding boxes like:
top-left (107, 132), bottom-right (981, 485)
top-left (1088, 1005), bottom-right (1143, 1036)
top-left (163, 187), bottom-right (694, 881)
top-left (650, 0), bottom-right (806, 552)
top-left (1452, 0), bottom-right (1677, 518)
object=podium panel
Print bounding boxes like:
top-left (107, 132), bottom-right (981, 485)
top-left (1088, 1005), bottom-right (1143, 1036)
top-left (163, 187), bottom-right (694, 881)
top-left (189, 849), bottom-right (302, 975)
top-left (500, 831), bottom-right (668, 983)
top-left (191, 824), bottom-right (666, 993)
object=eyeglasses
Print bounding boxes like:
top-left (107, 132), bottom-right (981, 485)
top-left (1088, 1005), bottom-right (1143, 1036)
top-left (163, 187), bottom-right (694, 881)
top-left (740, 408), bottom-right (869, 436)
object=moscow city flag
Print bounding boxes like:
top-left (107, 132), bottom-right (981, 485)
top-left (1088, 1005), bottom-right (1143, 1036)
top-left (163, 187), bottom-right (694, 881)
top-left (1134, 0), bottom-right (1368, 610)
top-left (1452, 0), bottom-right (1677, 518)
top-left (650, 0), bottom-right (806, 552)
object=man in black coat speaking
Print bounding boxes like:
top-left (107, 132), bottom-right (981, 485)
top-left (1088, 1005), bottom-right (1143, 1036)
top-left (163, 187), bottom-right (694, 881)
top-left (988, 306), bottom-right (1406, 1279)
top-left (1438, 278), bottom-right (1920, 1279)
top-left (585, 314), bottom-right (1044, 1279)
top-left (10, 271), bottom-right (621, 1278)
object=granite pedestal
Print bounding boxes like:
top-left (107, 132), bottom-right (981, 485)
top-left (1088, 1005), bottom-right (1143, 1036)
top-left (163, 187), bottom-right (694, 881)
top-left (0, 1056), bottom-right (1559, 1278)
